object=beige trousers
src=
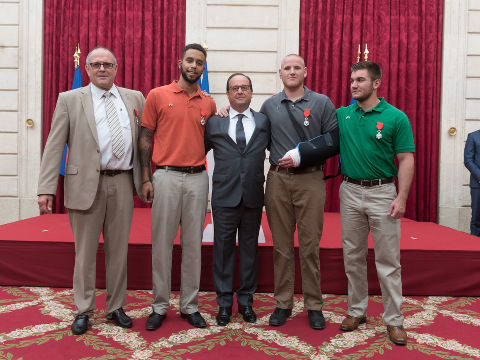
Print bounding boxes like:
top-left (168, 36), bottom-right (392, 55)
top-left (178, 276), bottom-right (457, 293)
top-left (150, 168), bottom-right (208, 315)
top-left (339, 181), bottom-right (404, 326)
top-left (264, 169), bottom-right (326, 310)
top-left (69, 172), bottom-right (134, 318)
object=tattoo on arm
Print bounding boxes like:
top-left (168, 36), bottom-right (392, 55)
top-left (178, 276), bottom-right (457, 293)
top-left (139, 127), bottom-right (154, 169)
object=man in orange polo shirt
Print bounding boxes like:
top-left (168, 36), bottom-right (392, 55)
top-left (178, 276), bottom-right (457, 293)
top-left (139, 43), bottom-right (216, 330)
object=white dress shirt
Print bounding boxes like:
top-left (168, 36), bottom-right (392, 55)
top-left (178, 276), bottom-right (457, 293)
top-left (90, 83), bottom-right (133, 170)
top-left (228, 108), bottom-right (255, 145)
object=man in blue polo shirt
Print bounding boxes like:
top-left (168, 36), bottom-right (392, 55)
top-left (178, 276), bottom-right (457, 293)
top-left (336, 61), bottom-right (415, 345)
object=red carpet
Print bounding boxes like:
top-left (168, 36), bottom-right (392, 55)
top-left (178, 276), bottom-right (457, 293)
top-left (1, 209), bottom-right (479, 296)
top-left (1, 286), bottom-right (479, 360)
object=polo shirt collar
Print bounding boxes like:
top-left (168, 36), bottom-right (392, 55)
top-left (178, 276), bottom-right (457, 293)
top-left (280, 86), bottom-right (311, 103)
top-left (354, 97), bottom-right (387, 113)
top-left (170, 80), bottom-right (202, 97)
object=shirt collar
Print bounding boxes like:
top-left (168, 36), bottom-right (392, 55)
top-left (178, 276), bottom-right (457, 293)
top-left (229, 108), bottom-right (252, 121)
top-left (170, 80), bottom-right (202, 97)
top-left (91, 83), bottom-right (119, 100)
top-left (280, 86), bottom-right (311, 103)
top-left (354, 97), bottom-right (387, 113)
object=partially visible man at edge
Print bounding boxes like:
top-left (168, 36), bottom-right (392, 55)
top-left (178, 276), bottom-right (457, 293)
top-left (138, 43), bottom-right (216, 330)
top-left (37, 46), bottom-right (145, 335)
top-left (336, 61), bottom-right (415, 345)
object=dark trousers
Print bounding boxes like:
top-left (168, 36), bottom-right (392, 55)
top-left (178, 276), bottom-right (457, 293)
top-left (471, 188), bottom-right (480, 236)
top-left (212, 201), bottom-right (262, 307)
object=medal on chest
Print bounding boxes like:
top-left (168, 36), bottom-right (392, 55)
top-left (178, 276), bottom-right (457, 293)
top-left (376, 122), bottom-right (383, 139)
top-left (303, 109), bottom-right (311, 126)
top-left (200, 108), bottom-right (206, 125)
top-left (134, 109), bottom-right (139, 125)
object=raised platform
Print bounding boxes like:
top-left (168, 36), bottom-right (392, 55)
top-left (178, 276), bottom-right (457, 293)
top-left (1, 209), bottom-right (479, 296)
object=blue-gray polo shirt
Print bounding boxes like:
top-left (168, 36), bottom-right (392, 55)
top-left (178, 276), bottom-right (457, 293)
top-left (259, 86), bottom-right (337, 165)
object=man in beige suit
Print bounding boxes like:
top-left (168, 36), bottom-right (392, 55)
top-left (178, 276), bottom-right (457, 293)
top-left (37, 46), bottom-right (145, 335)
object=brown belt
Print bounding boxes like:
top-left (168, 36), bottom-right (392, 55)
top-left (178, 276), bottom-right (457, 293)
top-left (269, 164), bottom-right (322, 175)
top-left (343, 175), bottom-right (394, 187)
top-left (100, 169), bottom-right (133, 176)
top-left (158, 165), bottom-right (206, 174)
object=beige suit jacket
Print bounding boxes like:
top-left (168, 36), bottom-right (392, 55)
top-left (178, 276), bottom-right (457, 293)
top-left (38, 84), bottom-right (146, 210)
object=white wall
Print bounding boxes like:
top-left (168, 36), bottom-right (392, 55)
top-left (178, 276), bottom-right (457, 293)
top-left (0, 0), bottom-right (43, 225)
top-left (438, 0), bottom-right (479, 233)
top-left (186, 0), bottom-right (299, 111)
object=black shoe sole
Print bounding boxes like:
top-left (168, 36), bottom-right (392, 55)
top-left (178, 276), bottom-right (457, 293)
top-left (71, 328), bottom-right (88, 335)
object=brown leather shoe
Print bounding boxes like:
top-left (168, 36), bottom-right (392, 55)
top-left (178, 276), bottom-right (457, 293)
top-left (387, 325), bottom-right (407, 345)
top-left (339, 315), bottom-right (366, 331)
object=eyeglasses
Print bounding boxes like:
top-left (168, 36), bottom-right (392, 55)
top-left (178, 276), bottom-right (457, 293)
top-left (89, 62), bottom-right (115, 70)
top-left (229, 85), bottom-right (251, 92)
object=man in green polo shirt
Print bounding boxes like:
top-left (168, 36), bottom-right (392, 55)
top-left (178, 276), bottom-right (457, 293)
top-left (337, 61), bottom-right (415, 345)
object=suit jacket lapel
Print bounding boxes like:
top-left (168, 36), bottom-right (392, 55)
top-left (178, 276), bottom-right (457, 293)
top-left (80, 84), bottom-right (99, 146)
top-left (118, 87), bottom-right (137, 143)
top-left (245, 109), bottom-right (261, 152)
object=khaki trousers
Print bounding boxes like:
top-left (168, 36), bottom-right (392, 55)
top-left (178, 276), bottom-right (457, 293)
top-left (69, 172), bottom-right (134, 318)
top-left (151, 169), bottom-right (208, 315)
top-left (264, 169), bottom-right (326, 310)
top-left (339, 181), bottom-right (404, 326)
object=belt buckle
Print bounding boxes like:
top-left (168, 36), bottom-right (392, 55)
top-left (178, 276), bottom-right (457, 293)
top-left (360, 179), bottom-right (370, 187)
top-left (286, 167), bottom-right (295, 175)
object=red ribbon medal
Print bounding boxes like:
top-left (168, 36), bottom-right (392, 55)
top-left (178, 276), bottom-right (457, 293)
top-left (200, 108), bottom-right (206, 125)
top-left (376, 122), bottom-right (383, 139)
top-left (303, 109), bottom-right (311, 126)
top-left (134, 109), bottom-right (139, 125)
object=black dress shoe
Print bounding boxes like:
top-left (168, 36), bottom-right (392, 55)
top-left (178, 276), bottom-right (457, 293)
top-left (111, 308), bottom-right (133, 328)
top-left (180, 311), bottom-right (207, 328)
top-left (307, 310), bottom-right (326, 330)
top-left (216, 307), bottom-right (232, 326)
top-left (146, 312), bottom-right (166, 331)
top-left (71, 314), bottom-right (89, 335)
top-left (238, 305), bottom-right (257, 323)
top-left (269, 308), bottom-right (292, 326)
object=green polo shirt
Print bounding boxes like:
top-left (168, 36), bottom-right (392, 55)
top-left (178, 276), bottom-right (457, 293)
top-left (337, 97), bottom-right (415, 179)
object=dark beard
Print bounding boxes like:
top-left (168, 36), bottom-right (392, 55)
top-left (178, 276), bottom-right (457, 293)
top-left (180, 66), bottom-right (202, 84)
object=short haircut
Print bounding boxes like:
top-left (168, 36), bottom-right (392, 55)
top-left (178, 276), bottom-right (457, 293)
top-left (351, 61), bottom-right (382, 81)
top-left (226, 73), bottom-right (253, 92)
top-left (86, 46), bottom-right (117, 65)
top-left (281, 54), bottom-right (305, 68)
top-left (182, 43), bottom-right (207, 60)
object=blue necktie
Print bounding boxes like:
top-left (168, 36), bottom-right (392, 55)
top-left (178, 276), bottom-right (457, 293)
top-left (236, 114), bottom-right (246, 152)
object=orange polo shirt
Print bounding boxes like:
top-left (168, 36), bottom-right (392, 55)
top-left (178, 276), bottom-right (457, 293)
top-left (141, 81), bottom-right (216, 167)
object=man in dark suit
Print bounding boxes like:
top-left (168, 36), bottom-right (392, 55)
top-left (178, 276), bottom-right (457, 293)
top-left (37, 46), bottom-right (145, 335)
top-left (465, 129), bottom-right (480, 236)
top-left (205, 73), bottom-right (270, 326)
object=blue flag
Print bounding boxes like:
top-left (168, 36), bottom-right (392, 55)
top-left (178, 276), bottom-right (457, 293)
top-left (198, 61), bottom-right (209, 93)
top-left (60, 65), bottom-right (82, 175)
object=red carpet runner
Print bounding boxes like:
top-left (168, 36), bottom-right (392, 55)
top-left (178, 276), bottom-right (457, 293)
top-left (0, 286), bottom-right (479, 359)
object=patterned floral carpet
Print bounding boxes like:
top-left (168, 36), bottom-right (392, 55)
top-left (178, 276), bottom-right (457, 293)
top-left (0, 286), bottom-right (479, 359)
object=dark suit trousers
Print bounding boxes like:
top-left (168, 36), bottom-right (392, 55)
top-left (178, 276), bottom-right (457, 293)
top-left (212, 201), bottom-right (262, 307)
top-left (471, 188), bottom-right (480, 236)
